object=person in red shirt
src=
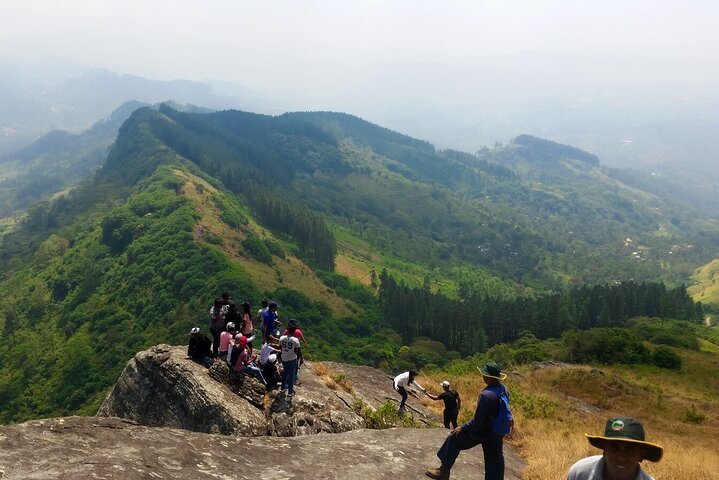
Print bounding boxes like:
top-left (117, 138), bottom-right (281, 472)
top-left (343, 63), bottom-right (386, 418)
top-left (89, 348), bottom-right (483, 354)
top-left (229, 335), bottom-right (266, 387)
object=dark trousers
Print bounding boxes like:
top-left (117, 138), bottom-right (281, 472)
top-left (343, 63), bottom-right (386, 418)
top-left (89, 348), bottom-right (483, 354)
top-left (210, 327), bottom-right (223, 357)
top-left (397, 386), bottom-right (408, 410)
top-left (437, 429), bottom-right (504, 479)
top-left (443, 408), bottom-right (459, 429)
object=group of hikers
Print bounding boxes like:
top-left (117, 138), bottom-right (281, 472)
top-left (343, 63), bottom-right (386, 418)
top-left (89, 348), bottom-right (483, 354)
top-left (188, 295), bottom-right (663, 480)
top-left (187, 293), bottom-right (306, 397)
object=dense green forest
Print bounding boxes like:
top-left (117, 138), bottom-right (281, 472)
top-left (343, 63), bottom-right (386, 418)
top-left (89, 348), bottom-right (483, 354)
top-left (379, 271), bottom-right (703, 354)
top-left (0, 105), bottom-right (717, 424)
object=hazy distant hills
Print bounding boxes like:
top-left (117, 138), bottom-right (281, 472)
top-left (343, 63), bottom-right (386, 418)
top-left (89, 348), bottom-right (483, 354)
top-left (0, 101), bottom-right (218, 220)
top-left (0, 68), bottom-right (252, 155)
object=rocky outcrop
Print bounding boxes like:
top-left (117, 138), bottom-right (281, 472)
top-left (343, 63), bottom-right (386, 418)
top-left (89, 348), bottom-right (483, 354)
top-left (0, 416), bottom-right (525, 479)
top-left (97, 344), bottom-right (267, 436)
top-left (98, 345), bottom-right (438, 437)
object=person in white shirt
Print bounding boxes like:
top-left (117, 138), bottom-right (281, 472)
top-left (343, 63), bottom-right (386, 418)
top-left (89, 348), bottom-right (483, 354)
top-left (567, 417), bottom-right (663, 480)
top-left (279, 333), bottom-right (301, 397)
top-left (393, 370), bottom-right (425, 414)
top-left (258, 340), bottom-right (281, 389)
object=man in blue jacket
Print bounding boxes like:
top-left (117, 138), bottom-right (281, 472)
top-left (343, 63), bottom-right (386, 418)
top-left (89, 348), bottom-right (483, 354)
top-left (426, 362), bottom-right (512, 480)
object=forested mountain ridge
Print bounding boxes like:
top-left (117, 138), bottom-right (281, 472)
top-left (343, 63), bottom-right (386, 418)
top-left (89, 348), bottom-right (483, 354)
top-left (106, 106), bottom-right (718, 288)
top-left (0, 105), bottom-right (714, 424)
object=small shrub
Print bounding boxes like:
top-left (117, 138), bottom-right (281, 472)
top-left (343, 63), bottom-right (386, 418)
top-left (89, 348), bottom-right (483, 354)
top-left (331, 372), bottom-right (354, 393)
top-left (510, 387), bottom-right (558, 419)
top-left (652, 346), bottom-right (682, 370)
top-left (242, 234), bottom-right (273, 264)
top-left (355, 399), bottom-right (421, 429)
top-left (204, 231), bottom-right (223, 246)
top-left (683, 404), bottom-right (706, 424)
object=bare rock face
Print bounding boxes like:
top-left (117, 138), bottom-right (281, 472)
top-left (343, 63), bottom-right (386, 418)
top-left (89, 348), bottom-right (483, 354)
top-left (0, 416), bottom-right (525, 479)
top-left (321, 361), bottom-right (438, 426)
top-left (97, 344), bottom-right (267, 436)
top-left (97, 345), bottom-right (437, 437)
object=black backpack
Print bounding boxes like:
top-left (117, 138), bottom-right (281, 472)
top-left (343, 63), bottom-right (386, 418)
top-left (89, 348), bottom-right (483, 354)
top-left (229, 345), bottom-right (245, 368)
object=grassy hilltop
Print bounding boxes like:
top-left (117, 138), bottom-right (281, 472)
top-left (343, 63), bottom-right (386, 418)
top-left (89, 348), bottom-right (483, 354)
top-left (419, 323), bottom-right (719, 479)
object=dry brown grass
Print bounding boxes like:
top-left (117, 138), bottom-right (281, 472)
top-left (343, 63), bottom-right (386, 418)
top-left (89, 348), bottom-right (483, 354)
top-left (421, 357), bottom-right (719, 480)
top-left (311, 362), bottom-right (354, 394)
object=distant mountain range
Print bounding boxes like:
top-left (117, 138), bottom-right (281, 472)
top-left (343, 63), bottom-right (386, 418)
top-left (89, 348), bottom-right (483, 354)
top-left (0, 68), bottom-right (255, 155)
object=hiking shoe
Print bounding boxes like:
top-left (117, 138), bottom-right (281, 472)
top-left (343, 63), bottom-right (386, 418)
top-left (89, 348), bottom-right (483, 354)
top-left (425, 467), bottom-right (450, 479)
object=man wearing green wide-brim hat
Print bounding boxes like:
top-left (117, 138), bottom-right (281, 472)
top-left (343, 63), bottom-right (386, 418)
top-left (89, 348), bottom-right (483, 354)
top-left (426, 362), bottom-right (512, 480)
top-left (567, 417), bottom-right (664, 480)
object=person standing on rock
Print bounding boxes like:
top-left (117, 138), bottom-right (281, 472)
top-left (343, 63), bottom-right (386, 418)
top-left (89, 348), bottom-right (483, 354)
top-left (240, 301), bottom-right (254, 353)
top-left (393, 370), bottom-right (425, 415)
top-left (208, 298), bottom-right (225, 358)
top-left (262, 301), bottom-right (281, 342)
top-left (284, 319), bottom-right (305, 385)
top-left (256, 299), bottom-right (269, 333)
top-left (279, 329), bottom-right (301, 397)
top-left (426, 380), bottom-right (461, 429)
top-left (425, 362), bottom-right (512, 480)
top-left (567, 417), bottom-right (663, 480)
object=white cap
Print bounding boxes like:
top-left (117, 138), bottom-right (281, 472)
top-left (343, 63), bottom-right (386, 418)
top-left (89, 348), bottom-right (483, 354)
top-left (268, 354), bottom-right (277, 363)
top-left (189, 327), bottom-right (200, 334)
top-left (441, 381), bottom-right (450, 388)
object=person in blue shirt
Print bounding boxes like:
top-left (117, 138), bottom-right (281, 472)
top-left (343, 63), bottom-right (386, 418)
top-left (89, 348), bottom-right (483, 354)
top-left (262, 301), bottom-right (280, 342)
top-left (426, 362), bottom-right (512, 480)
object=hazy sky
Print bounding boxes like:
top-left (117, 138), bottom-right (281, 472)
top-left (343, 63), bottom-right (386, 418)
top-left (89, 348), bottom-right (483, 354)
top-left (4, 0), bottom-right (719, 82)
top-left (3, 1), bottom-right (719, 170)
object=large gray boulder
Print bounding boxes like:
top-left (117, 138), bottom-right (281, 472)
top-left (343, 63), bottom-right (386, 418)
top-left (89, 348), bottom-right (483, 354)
top-left (0, 416), bottom-right (526, 479)
top-left (97, 344), bottom-right (267, 436)
top-left (97, 345), bottom-right (438, 437)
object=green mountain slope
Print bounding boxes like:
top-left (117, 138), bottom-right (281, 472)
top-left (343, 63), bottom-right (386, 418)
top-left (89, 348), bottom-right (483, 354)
top-left (0, 105), bottom-right (715, 423)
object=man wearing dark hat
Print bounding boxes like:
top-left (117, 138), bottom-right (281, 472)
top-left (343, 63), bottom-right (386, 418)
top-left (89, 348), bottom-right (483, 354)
top-left (426, 362), bottom-right (511, 480)
top-left (567, 417), bottom-right (663, 480)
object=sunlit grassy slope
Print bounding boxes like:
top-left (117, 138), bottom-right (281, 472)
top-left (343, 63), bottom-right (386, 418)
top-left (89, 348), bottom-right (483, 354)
top-left (689, 258), bottom-right (719, 310)
top-left (419, 343), bottom-right (719, 480)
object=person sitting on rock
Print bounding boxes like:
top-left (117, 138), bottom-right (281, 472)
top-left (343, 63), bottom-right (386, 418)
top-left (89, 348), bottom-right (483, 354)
top-left (227, 330), bottom-right (256, 364)
top-left (258, 339), bottom-right (282, 389)
top-left (425, 380), bottom-right (461, 429)
top-left (567, 417), bottom-right (663, 480)
top-left (393, 370), bottom-right (425, 415)
top-left (219, 322), bottom-right (237, 363)
top-left (229, 334), bottom-right (267, 387)
top-left (187, 327), bottom-right (213, 367)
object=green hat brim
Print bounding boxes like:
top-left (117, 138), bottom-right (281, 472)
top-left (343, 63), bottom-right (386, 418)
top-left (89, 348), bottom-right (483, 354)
top-left (585, 434), bottom-right (664, 462)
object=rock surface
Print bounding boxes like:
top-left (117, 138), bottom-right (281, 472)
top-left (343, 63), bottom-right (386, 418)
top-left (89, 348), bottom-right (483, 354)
top-left (0, 416), bottom-right (525, 479)
top-left (98, 345), bottom-right (438, 437)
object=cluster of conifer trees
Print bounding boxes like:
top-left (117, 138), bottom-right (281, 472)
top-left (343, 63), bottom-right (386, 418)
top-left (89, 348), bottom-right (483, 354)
top-left (378, 270), bottom-right (704, 355)
top-left (247, 188), bottom-right (335, 270)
